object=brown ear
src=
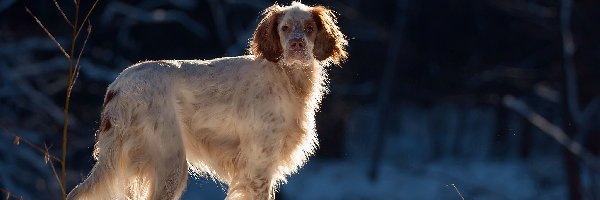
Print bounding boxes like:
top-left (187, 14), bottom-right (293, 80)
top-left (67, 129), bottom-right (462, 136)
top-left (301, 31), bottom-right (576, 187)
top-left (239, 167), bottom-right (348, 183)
top-left (312, 6), bottom-right (348, 65)
top-left (249, 5), bottom-right (283, 62)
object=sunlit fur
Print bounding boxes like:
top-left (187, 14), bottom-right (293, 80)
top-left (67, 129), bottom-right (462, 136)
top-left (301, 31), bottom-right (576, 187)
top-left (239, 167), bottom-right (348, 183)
top-left (67, 2), bottom-right (347, 200)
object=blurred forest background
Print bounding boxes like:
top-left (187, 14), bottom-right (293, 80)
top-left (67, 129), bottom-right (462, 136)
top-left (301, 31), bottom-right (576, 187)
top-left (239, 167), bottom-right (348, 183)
top-left (1, 0), bottom-right (600, 199)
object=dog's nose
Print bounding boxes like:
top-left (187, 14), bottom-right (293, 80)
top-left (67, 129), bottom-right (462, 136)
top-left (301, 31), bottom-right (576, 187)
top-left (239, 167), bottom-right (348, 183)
top-left (289, 38), bottom-right (306, 50)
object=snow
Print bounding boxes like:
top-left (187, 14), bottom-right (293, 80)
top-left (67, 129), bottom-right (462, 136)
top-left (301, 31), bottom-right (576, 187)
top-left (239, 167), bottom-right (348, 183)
top-left (280, 159), bottom-right (565, 200)
top-left (178, 158), bottom-right (566, 200)
top-left (181, 176), bottom-right (227, 199)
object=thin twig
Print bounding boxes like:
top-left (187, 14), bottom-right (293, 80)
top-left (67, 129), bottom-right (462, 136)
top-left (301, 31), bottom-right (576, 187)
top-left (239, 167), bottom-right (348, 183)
top-left (53, 0), bottom-right (74, 28)
top-left (0, 188), bottom-right (22, 200)
top-left (0, 125), bottom-right (64, 197)
top-left (0, 124), bottom-right (62, 162)
top-left (24, 1), bottom-right (100, 199)
top-left (503, 95), bottom-right (600, 172)
top-left (60, 0), bottom-right (81, 198)
top-left (46, 145), bottom-right (66, 196)
top-left (25, 7), bottom-right (70, 59)
top-left (447, 184), bottom-right (465, 200)
top-left (70, 22), bottom-right (92, 90)
top-left (74, 0), bottom-right (100, 40)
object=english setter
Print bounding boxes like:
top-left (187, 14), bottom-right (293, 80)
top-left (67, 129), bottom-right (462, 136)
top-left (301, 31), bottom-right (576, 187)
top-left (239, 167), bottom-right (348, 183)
top-left (67, 2), bottom-right (347, 200)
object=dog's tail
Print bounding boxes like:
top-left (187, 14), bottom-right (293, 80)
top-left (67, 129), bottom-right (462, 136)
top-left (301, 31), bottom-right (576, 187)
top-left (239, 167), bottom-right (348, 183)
top-left (67, 128), bottom-right (125, 200)
top-left (67, 90), bottom-right (125, 200)
top-left (67, 159), bottom-right (121, 200)
top-left (67, 135), bottom-right (125, 199)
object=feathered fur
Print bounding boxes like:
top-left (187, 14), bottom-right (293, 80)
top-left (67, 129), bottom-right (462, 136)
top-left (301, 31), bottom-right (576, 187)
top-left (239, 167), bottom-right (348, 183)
top-left (67, 2), bottom-right (347, 200)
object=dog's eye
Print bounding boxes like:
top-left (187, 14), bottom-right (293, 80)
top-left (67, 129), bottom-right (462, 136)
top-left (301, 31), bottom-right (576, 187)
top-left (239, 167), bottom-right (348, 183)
top-left (281, 25), bottom-right (289, 32)
top-left (305, 26), bottom-right (313, 33)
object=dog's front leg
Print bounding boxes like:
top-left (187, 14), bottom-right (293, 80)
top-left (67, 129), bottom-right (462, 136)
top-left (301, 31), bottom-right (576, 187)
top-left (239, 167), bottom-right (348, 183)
top-left (226, 167), bottom-right (275, 200)
top-left (226, 127), bottom-right (285, 200)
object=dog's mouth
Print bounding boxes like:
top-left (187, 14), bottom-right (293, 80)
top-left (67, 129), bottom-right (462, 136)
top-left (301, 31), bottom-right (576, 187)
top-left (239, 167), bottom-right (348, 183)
top-left (283, 50), bottom-right (312, 66)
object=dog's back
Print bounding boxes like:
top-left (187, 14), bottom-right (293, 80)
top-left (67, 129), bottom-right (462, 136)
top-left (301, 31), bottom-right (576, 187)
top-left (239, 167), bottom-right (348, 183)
top-left (68, 56), bottom-right (323, 199)
top-left (68, 2), bottom-right (347, 199)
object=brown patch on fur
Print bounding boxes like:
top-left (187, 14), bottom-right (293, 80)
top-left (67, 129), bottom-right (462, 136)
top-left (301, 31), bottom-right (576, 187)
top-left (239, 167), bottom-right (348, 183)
top-left (153, 122), bottom-right (159, 132)
top-left (251, 177), bottom-right (269, 191)
top-left (249, 5), bottom-right (284, 62)
top-left (311, 6), bottom-right (348, 65)
top-left (103, 90), bottom-right (117, 107)
top-left (267, 85), bottom-right (274, 95)
top-left (98, 90), bottom-right (117, 132)
top-left (99, 115), bottom-right (112, 132)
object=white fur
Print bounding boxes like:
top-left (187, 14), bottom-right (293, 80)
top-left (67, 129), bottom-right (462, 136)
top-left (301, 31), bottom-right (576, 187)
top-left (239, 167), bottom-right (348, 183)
top-left (67, 2), bottom-right (341, 200)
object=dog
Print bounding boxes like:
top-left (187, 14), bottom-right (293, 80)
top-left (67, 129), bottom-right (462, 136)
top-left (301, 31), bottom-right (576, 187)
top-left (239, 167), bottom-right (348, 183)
top-left (67, 2), bottom-right (347, 199)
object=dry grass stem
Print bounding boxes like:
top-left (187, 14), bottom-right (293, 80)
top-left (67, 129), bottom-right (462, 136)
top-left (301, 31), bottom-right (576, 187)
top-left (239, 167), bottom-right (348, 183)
top-left (24, 1), bottom-right (99, 198)
top-left (0, 124), bottom-right (62, 162)
top-left (53, 0), bottom-right (74, 28)
top-left (74, 0), bottom-right (100, 40)
top-left (70, 22), bottom-right (92, 90)
top-left (24, 7), bottom-right (70, 59)
top-left (46, 144), bottom-right (66, 196)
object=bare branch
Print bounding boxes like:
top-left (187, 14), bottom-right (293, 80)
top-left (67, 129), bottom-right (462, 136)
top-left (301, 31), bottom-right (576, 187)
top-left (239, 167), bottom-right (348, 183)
top-left (0, 188), bottom-right (22, 200)
top-left (61, 1), bottom-right (84, 196)
top-left (503, 95), bottom-right (600, 172)
top-left (71, 22), bottom-right (92, 90)
top-left (446, 184), bottom-right (465, 200)
top-left (46, 145), bottom-right (66, 196)
top-left (25, 7), bottom-right (70, 59)
top-left (53, 0), bottom-right (74, 28)
top-left (74, 0), bottom-right (100, 40)
top-left (0, 124), bottom-right (62, 163)
top-left (560, 0), bottom-right (582, 127)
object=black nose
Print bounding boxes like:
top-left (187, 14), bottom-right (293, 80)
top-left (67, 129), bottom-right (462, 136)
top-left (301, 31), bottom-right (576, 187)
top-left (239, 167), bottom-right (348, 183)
top-left (289, 38), bottom-right (306, 50)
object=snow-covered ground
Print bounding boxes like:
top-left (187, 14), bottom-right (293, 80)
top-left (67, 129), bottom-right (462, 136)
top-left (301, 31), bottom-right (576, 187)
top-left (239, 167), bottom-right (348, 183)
top-left (279, 159), bottom-right (565, 200)
top-left (180, 157), bottom-right (566, 200)
top-left (181, 176), bottom-right (227, 199)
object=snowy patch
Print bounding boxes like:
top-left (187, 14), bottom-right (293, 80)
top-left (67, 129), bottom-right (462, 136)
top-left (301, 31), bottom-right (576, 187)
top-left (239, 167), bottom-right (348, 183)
top-left (280, 159), bottom-right (565, 200)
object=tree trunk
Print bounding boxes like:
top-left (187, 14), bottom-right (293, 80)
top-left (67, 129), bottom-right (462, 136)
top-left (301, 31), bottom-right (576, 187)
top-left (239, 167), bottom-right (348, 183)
top-left (560, 0), bottom-right (583, 198)
top-left (368, 0), bottom-right (407, 181)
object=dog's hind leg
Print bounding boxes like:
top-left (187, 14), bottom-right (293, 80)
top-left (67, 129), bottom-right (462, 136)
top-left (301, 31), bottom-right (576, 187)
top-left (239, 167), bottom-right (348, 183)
top-left (67, 138), bottom-right (125, 200)
top-left (140, 99), bottom-right (189, 200)
top-left (148, 151), bottom-right (188, 200)
top-left (122, 142), bottom-right (188, 200)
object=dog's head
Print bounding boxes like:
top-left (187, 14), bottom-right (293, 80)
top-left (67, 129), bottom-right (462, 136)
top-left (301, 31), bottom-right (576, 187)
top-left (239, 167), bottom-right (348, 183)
top-left (249, 2), bottom-right (348, 66)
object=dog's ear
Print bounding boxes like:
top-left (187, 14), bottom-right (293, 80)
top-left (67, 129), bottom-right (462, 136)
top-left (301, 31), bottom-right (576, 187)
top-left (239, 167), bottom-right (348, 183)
top-left (312, 6), bottom-right (348, 65)
top-left (249, 4), bottom-right (283, 63)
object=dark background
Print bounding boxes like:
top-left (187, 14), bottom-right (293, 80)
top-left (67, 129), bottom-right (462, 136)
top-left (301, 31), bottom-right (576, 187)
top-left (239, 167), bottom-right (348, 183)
top-left (1, 0), bottom-right (599, 199)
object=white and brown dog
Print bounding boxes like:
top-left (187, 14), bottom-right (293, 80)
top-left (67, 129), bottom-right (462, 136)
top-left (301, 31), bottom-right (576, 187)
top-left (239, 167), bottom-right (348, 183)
top-left (67, 2), bottom-right (347, 199)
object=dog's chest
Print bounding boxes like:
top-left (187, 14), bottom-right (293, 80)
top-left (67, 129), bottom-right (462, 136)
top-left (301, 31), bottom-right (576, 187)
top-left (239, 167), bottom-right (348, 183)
top-left (232, 68), bottom-right (307, 128)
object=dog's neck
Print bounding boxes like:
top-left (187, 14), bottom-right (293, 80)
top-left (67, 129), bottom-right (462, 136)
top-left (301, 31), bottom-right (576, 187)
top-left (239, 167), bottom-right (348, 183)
top-left (278, 60), bottom-right (326, 101)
